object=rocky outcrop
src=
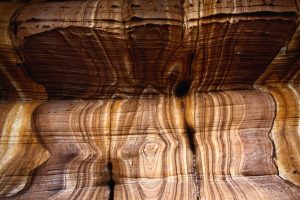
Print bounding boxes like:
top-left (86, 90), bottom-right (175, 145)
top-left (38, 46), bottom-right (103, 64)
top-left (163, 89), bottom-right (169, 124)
top-left (0, 0), bottom-right (300, 199)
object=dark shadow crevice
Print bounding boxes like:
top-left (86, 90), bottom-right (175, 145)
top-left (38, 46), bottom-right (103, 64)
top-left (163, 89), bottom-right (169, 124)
top-left (185, 123), bottom-right (200, 200)
top-left (181, 99), bottom-right (200, 199)
top-left (175, 80), bottom-right (191, 97)
top-left (107, 162), bottom-right (115, 200)
top-left (186, 123), bottom-right (196, 155)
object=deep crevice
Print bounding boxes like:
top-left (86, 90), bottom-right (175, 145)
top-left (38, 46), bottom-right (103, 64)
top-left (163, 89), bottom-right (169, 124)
top-left (185, 123), bottom-right (200, 200)
top-left (186, 124), bottom-right (196, 155)
top-left (108, 162), bottom-right (115, 200)
top-left (181, 99), bottom-right (200, 200)
top-left (175, 80), bottom-right (191, 97)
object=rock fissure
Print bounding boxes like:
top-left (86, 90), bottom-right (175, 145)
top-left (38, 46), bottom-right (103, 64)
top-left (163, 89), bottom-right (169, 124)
top-left (0, 1), bottom-right (300, 199)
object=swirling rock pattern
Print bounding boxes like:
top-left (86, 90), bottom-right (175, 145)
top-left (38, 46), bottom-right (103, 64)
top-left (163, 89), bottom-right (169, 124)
top-left (185, 90), bottom-right (300, 199)
top-left (0, 0), bottom-right (300, 199)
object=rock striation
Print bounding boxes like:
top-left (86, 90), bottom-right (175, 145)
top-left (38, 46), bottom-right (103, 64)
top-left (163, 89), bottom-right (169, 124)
top-left (0, 0), bottom-right (300, 199)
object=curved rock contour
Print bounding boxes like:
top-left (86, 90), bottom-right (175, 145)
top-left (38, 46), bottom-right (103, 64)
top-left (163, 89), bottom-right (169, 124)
top-left (0, 0), bottom-right (300, 199)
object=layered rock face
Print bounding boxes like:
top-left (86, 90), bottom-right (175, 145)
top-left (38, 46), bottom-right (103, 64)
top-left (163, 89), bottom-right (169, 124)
top-left (0, 0), bottom-right (300, 199)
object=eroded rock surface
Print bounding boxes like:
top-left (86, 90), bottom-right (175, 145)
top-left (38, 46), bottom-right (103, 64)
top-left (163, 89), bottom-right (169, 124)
top-left (0, 0), bottom-right (300, 199)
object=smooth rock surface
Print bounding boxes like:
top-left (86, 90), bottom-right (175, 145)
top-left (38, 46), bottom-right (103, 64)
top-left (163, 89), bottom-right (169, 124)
top-left (0, 0), bottom-right (300, 199)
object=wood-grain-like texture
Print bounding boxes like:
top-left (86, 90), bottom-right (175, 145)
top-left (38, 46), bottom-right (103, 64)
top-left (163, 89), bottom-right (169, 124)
top-left (185, 90), bottom-right (300, 199)
top-left (255, 18), bottom-right (300, 187)
top-left (0, 101), bottom-right (49, 197)
top-left (0, 0), bottom-right (300, 199)
top-left (110, 96), bottom-right (195, 199)
top-left (12, 0), bottom-right (297, 98)
top-left (0, 3), bottom-right (47, 100)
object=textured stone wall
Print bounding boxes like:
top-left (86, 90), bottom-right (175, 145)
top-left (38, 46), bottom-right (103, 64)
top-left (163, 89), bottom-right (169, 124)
top-left (0, 1), bottom-right (300, 199)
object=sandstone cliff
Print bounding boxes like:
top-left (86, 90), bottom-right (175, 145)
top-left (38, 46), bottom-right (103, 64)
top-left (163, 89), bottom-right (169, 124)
top-left (0, 0), bottom-right (300, 199)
